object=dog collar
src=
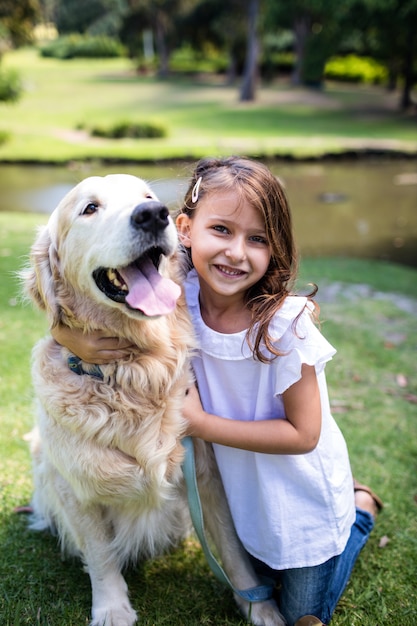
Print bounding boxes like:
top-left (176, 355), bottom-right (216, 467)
top-left (67, 355), bottom-right (104, 380)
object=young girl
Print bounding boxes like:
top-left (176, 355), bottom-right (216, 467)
top-left (53, 157), bottom-right (382, 626)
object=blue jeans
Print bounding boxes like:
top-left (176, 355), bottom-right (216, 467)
top-left (249, 509), bottom-right (375, 625)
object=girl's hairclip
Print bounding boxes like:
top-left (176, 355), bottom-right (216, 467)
top-left (192, 176), bottom-right (202, 203)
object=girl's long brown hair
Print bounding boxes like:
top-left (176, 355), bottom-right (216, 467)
top-left (178, 156), bottom-right (318, 362)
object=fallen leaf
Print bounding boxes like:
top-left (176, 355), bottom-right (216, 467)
top-left (331, 406), bottom-right (348, 414)
top-left (396, 373), bottom-right (408, 388)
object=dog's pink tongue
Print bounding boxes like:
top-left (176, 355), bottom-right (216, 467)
top-left (119, 257), bottom-right (181, 316)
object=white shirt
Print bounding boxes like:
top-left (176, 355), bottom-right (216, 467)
top-left (184, 269), bottom-right (356, 570)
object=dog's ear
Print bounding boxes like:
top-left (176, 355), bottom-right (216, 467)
top-left (22, 224), bottom-right (61, 327)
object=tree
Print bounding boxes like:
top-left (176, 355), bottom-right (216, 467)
top-left (179, 0), bottom-right (247, 84)
top-left (53, 0), bottom-right (128, 37)
top-left (240, 0), bottom-right (260, 101)
top-left (401, 19), bottom-right (416, 109)
top-left (0, 0), bottom-right (36, 105)
top-left (265, 0), bottom-right (416, 107)
top-left (0, 0), bottom-right (41, 47)
top-left (120, 0), bottom-right (198, 76)
top-left (264, 0), bottom-right (355, 86)
top-left (348, 0), bottom-right (417, 110)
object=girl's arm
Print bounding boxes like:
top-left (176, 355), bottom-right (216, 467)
top-left (183, 364), bottom-right (321, 455)
top-left (51, 325), bottom-right (134, 364)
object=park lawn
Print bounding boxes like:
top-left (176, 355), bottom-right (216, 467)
top-left (0, 47), bottom-right (416, 163)
top-left (0, 212), bottom-right (416, 625)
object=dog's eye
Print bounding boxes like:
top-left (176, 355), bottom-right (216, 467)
top-left (82, 202), bottom-right (99, 215)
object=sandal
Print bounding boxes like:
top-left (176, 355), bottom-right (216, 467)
top-left (295, 616), bottom-right (325, 626)
top-left (14, 505), bottom-right (34, 514)
top-left (353, 479), bottom-right (384, 513)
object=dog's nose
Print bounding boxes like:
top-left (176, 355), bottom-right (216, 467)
top-left (131, 201), bottom-right (170, 233)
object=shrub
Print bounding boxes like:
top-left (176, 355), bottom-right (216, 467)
top-left (89, 121), bottom-right (167, 139)
top-left (0, 68), bottom-right (22, 102)
top-left (39, 34), bottom-right (126, 59)
top-left (169, 44), bottom-right (228, 74)
top-left (0, 129), bottom-right (10, 145)
top-left (261, 52), bottom-right (295, 78)
top-left (325, 55), bottom-right (388, 84)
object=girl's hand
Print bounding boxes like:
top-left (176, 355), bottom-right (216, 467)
top-left (182, 365), bottom-right (322, 454)
top-left (182, 384), bottom-right (206, 437)
top-left (51, 325), bottom-right (134, 364)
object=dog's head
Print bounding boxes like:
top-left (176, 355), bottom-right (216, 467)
top-left (23, 174), bottom-right (181, 328)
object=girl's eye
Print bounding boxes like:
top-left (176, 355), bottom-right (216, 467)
top-left (250, 235), bottom-right (268, 244)
top-left (212, 225), bottom-right (229, 234)
top-left (82, 202), bottom-right (99, 215)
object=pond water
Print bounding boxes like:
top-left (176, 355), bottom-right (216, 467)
top-left (1, 160), bottom-right (416, 267)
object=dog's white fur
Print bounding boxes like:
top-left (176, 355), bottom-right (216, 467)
top-left (23, 174), bottom-right (285, 626)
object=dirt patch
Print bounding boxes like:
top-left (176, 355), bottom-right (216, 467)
top-left (52, 129), bottom-right (105, 145)
top-left (318, 282), bottom-right (417, 317)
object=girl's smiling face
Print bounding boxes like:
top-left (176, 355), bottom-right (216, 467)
top-left (177, 190), bottom-right (271, 306)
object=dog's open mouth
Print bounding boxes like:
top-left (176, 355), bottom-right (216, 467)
top-left (93, 248), bottom-right (181, 317)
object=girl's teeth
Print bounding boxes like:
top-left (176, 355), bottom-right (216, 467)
top-left (219, 266), bottom-right (242, 276)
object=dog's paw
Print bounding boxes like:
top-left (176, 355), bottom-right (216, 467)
top-left (236, 597), bottom-right (286, 626)
top-left (90, 603), bottom-right (137, 626)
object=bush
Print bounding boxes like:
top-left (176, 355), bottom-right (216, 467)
top-left (39, 34), bottom-right (126, 59)
top-left (89, 121), bottom-right (167, 139)
top-left (0, 68), bottom-right (22, 102)
top-left (0, 129), bottom-right (10, 145)
top-left (169, 44), bottom-right (228, 74)
top-left (325, 55), bottom-right (388, 84)
top-left (261, 52), bottom-right (295, 78)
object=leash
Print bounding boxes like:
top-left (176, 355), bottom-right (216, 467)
top-left (65, 358), bottom-right (274, 605)
top-left (181, 436), bottom-right (275, 604)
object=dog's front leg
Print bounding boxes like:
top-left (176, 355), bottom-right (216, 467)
top-left (58, 497), bottom-right (137, 626)
top-left (194, 440), bottom-right (286, 626)
top-left (89, 564), bottom-right (137, 626)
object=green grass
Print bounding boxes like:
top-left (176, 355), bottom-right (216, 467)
top-left (0, 47), bottom-right (416, 163)
top-left (298, 257), bottom-right (417, 299)
top-left (1, 212), bottom-right (417, 625)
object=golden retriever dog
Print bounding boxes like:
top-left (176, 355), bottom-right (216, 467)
top-left (22, 174), bottom-right (285, 626)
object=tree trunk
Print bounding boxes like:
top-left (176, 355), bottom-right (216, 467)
top-left (400, 26), bottom-right (415, 110)
top-left (387, 56), bottom-right (400, 92)
top-left (226, 52), bottom-right (237, 85)
top-left (240, 0), bottom-right (259, 102)
top-left (292, 15), bottom-right (310, 86)
top-left (155, 10), bottom-right (169, 77)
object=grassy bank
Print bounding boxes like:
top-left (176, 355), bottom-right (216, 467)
top-left (1, 212), bottom-right (416, 625)
top-left (1, 48), bottom-right (417, 163)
